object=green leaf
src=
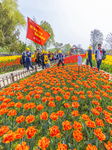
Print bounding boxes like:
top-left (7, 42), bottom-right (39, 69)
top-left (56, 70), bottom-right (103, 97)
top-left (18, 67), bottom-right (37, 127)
top-left (68, 143), bottom-right (74, 150)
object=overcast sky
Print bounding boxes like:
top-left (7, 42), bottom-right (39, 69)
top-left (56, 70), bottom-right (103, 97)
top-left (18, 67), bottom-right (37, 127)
top-left (18, 0), bottom-right (112, 49)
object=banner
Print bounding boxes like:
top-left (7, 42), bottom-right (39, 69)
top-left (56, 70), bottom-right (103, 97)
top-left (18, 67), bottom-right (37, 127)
top-left (26, 17), bottom-right (50, 45)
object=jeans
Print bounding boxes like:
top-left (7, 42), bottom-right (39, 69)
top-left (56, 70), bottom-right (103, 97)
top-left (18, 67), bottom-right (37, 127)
top-left (86, 59), bottom-right (92, 67)
top-left (97, 59), bottom-right (102, 71)
top-left (26, 60), bottom-right (34, 70)
top-left (58, 59), bottom-right (64, 66)
top-left (45, 63), bottom-right (50, 69)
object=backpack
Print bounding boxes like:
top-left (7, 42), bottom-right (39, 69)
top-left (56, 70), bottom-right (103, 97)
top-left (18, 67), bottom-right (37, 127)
top-left (102, 50), bottom-right (106, 60)
top-left (20, 58), bottom-right (23, 64)
top-left (44, 55), bottom-right (48, 64)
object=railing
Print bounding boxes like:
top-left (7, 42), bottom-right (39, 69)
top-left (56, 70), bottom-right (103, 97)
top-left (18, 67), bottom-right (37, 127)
top-left (0, 66), bottom-right (38, 89)
top-left (0, 60), bottom-right (58, 90)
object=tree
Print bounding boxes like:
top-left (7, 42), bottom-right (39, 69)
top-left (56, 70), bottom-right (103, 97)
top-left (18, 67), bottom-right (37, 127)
top-left (0, 3), bottom-right (19, 47)
top-left (90, 29), bottom-right (103, 53)
top-left (0, 1), bottom-right (26, 53)
top-left (54, 42), bottom-right (63, 51)
top-left (105, 33), bottom-right (112, 49)
top-left (33, 20), bottom-right (55, 51)
top-left (62, 44), bottom-right (71, 53)
top-left (77, 44), bottom-right (81, 48)
top-left (103, 43), bottom-right (110, 50)
top-left (1, 0), bottom-right (26, 27)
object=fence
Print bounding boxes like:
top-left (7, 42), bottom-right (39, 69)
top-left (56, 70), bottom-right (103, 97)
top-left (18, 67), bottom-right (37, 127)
top-left (0, 59), bottom-right (58, 90)
top-left (0, 66), bottom-right (39, 90)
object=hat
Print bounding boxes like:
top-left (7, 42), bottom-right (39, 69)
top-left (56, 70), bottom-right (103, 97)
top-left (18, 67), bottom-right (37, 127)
top-left (26, 47), bottom-right (30, 51)
top-left (59, 50), bottom-right (61, 53)
top-left (89, 46), bottom-right (92, 50)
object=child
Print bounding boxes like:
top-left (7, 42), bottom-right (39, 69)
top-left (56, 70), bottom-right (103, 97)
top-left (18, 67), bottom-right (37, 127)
top-left (77, 53), bottom-right (82, 73)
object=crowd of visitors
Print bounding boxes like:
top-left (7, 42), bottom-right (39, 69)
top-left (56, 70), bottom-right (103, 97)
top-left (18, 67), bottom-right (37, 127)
top-left (20, 44), bottom-right (106, 72)
top-left (21, 48), bottom-right (65, 70)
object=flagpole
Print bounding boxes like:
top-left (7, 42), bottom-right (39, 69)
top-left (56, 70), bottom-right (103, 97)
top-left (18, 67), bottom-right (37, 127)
top-left (25, 17), bottom-right (28, 51)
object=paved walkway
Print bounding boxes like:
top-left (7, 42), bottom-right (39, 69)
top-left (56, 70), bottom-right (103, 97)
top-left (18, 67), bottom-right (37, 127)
top-left (0, 65), bottom-right (42, 89)
top-left (0, 65), bottom-right (42, 79)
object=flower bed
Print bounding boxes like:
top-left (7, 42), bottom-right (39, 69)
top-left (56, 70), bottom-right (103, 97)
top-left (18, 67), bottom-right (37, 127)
top-left (0, 55), bottom-right (35, 74)
top-left (64, 54), bottom-right (86, 64)
top-left (92, 55), bottom-right (112, 73)
top-left (0, 61), bottom-right (112, 150)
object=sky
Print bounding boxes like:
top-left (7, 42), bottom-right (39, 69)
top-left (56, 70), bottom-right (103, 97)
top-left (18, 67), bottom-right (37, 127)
top-left (18, 0), bottom-right (112, 49)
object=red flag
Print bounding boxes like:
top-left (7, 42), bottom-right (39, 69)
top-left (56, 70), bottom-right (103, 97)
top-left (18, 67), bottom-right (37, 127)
top-left (26, 17), bottom-right (50, 45)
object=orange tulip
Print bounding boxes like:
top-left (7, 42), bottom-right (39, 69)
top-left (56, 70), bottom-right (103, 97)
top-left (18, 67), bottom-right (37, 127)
top-left (16, 115), bottom-right (25, 124)
top-left (50, 112), bottom-right (58, 121)
top-left (49, 125), bottom-right (61, 138)
top-left (15, 128), bottom-right (25, 139)
top-left (104, 141), bottom-right (112, 150)
top-left (25, 115), bottom-right (35, 123)
top-left (15, 141), bottom-right (29, 150)
top-left (26, 126), bottom-right (37, 139)
top-left (94, 128), bottom-right (106, 141)
top-left (38, 137), bottom-right (50, 150)
top-left (86, 143), bottom-right (98, 150)
top-left (62, 120), bottom-right (72, 131)
top-left (57, 142), bottom-right (67, 150)
top-left (3, 130), bottom-right (15, 143)
top-left (73, 130), bottom-right (83, 142)
top-left (40, 112), bottom-right (48, 120)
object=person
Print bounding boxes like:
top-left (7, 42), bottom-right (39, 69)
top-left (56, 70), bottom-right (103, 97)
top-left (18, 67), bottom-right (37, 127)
top-left (57, 50), bottom-right (64, 68)
top-left (95, 44), bottom-right (106, 71)
top-left (86, 46), bottom-right (93, 67)
top-left (41, 49), bottom-right (45, 70)
top-left (44, 51), bottom-right (50, 69)
top-left (21, 52), bottom-right (26, 68)
top-left (48, 51), bottom-right (51, 59)
top-left (37, 49), bottom-right (41, 68)
top-left (77, 53), bottom-right (82, 73)
top-left (25, 48), bottom-right (34, 70)
top-left (34, 50), bottom-right (38, 65)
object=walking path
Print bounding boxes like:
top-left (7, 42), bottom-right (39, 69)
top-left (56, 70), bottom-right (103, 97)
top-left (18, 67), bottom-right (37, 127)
top-left (0, 65), bottom-right (41, 79)
top-left (0, 65), bottom-right (42, 89)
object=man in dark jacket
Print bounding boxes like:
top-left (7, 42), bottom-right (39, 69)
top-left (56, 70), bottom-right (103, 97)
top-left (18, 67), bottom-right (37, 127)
top-left (37, 49), bottom-right (41, 67)
top-left (22, 52), bottom-right (26, 68)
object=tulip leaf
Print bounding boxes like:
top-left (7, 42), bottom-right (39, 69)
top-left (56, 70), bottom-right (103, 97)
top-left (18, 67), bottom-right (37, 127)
top-left (85, 141), bottom-right (90, 145)
top-left (68, 143), bottom-right (74, 150)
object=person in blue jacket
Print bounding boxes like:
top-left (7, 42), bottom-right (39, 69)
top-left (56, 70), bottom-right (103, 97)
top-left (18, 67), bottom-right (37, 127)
top-left (25, 48), bottom-right (34, 70)
top-left (57, 50), bottom-right (64, 68)
top-left (95, 44), bottom-right (106, 71)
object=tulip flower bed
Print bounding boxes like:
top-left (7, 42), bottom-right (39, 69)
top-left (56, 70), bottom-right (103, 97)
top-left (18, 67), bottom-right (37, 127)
top-left (0, 56), bottom-right (35, 74)
top-left (91, 55), bottom-right (112, 73)
top-left (0, 63), bottom-right (112, 150)
top-left (92, 59), bottom-right (112, 74)
top-left (64, 54), bottom-right (86, 64)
